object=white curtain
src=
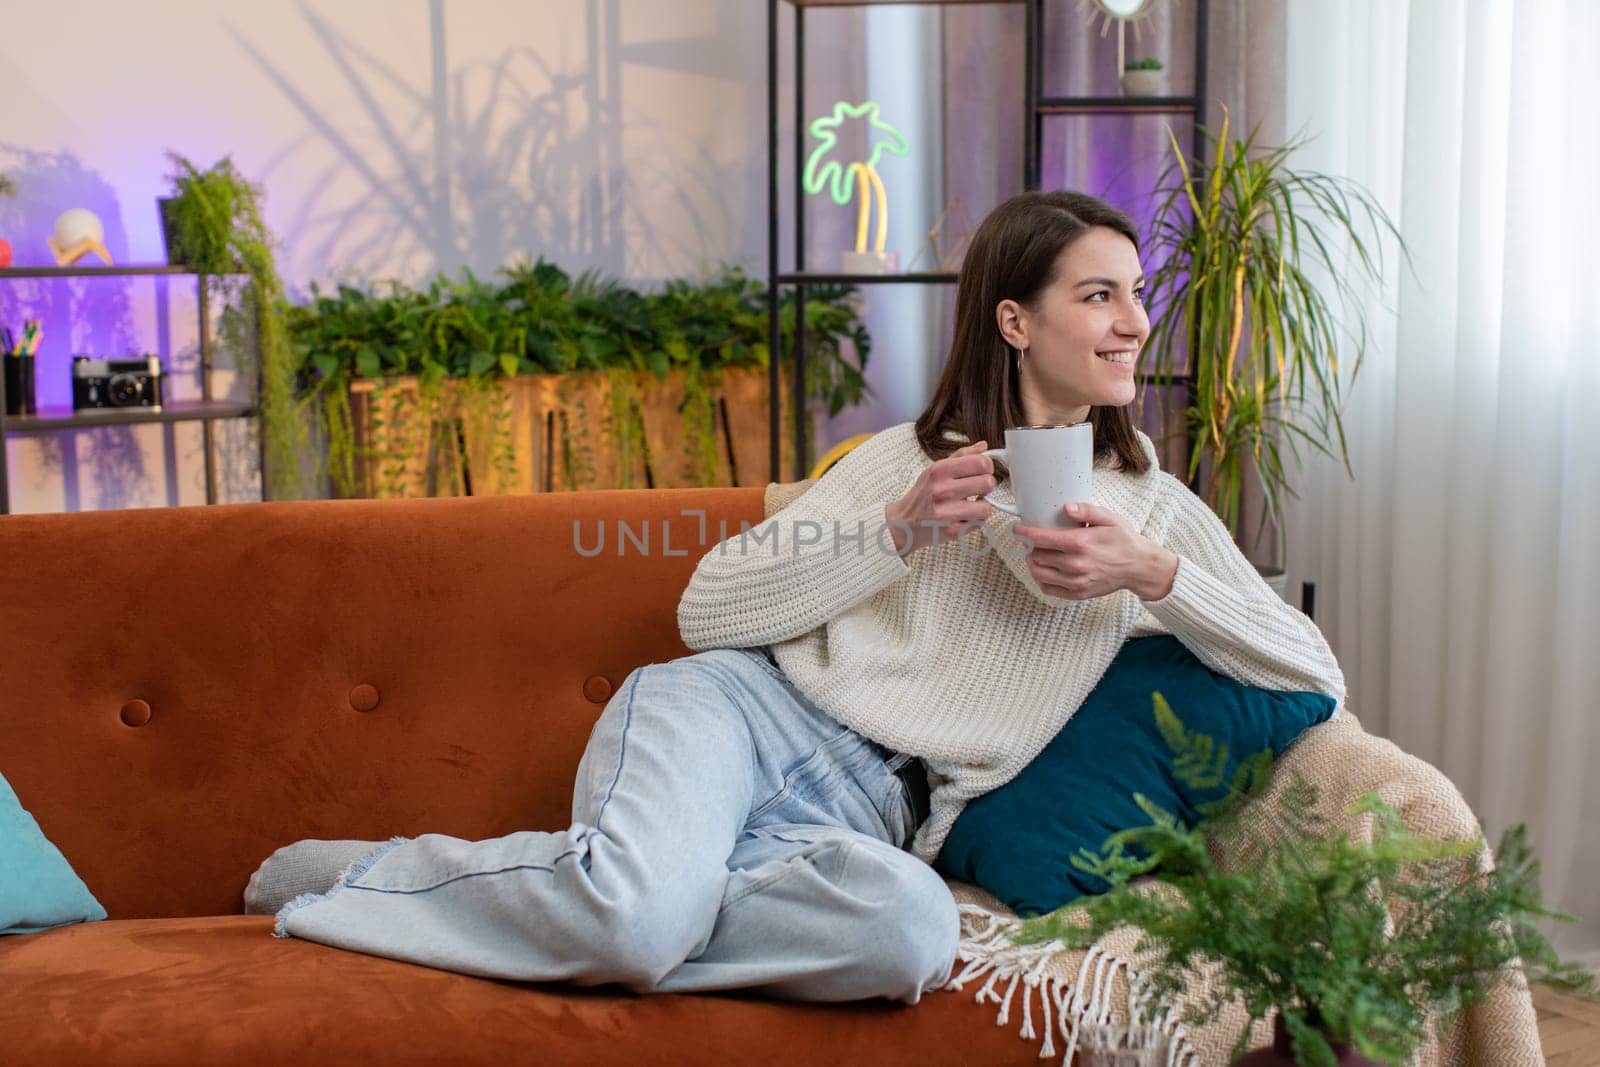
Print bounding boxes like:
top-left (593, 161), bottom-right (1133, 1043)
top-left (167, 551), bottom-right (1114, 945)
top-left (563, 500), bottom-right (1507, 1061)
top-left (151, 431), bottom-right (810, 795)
top-left (1282, 0), bottom-right (1600, 966)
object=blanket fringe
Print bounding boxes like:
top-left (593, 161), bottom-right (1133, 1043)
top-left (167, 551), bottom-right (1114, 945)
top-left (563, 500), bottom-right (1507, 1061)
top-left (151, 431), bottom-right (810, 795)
top-left (944, 903), bottom-right (1198, 1066)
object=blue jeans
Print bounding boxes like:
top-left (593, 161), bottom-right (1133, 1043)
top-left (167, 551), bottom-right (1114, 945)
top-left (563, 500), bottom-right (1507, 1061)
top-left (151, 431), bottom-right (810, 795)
top-left (277, 648), bottom-right (959, 1003)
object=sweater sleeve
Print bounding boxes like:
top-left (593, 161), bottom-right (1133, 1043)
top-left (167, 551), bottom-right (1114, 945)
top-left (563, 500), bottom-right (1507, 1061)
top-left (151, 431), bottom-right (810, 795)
top-left (676, 430), bottom-right (915, 650)
top-left (1141, 473), bottom-right (1346, 702)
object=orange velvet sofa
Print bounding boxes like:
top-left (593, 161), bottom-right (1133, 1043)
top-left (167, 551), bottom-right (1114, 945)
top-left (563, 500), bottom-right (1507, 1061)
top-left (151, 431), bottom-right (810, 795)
top-left (0, 489), bottom-right (1034, 1065)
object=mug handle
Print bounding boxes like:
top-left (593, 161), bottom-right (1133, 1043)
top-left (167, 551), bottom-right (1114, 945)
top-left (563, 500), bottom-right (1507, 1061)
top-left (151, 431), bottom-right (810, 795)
top-left (979, 447), bottom-right (1019, 517)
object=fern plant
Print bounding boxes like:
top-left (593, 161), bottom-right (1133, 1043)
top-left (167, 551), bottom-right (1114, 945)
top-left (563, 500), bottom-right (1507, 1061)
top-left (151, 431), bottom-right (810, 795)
top-left (1015, 696), bottom-right (1596, 1066)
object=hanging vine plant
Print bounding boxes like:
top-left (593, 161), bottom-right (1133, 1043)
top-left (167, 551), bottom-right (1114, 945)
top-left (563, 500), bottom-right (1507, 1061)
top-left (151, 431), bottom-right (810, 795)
top-left (604, 365), bottom-right (648, 489)
top-left (162, 153), bottom-right (305, 500)
top-left (455, 374), bottom-right (517, 492)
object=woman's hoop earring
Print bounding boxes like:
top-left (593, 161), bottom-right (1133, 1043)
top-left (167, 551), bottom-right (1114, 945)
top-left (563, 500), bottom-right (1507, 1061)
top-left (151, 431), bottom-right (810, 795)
top-left (1013, 345), bottom-right (1025, 372)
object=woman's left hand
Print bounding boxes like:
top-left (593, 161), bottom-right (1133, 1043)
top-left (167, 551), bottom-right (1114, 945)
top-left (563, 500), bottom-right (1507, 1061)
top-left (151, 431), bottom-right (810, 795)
top-left (1013, 502), bottom-right (1179, 602)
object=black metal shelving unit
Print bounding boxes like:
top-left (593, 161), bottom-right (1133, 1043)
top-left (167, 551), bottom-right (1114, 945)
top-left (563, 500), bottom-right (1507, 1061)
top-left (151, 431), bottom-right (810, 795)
top-left (0, 265), bottom-right (263, 514)
top-left (1032, 0), bottom-right (1208, 479)
top-left (767, 0), bottom-right (1208, 481)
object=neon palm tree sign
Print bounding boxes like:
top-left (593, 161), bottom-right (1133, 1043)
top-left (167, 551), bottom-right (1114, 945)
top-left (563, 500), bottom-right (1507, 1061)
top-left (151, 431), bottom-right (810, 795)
top-left (802, 101), bottom-right (909, 266)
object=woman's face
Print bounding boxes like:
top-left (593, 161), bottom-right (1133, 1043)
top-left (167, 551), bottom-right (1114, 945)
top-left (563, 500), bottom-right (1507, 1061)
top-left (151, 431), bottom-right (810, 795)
top-left (997, 226), bottom-right (1148, 424)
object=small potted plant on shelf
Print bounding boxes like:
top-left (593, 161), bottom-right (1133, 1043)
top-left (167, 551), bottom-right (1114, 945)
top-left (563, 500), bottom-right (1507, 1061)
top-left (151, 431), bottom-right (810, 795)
top-left (1014, 698), bottom-right (1598, 1066)
top-left (0, 172), bottom-right (17, 268)
top-left (162, 153), bottom-right (303, 500)
top-left (1120, 57), bottom-right (1165, 97)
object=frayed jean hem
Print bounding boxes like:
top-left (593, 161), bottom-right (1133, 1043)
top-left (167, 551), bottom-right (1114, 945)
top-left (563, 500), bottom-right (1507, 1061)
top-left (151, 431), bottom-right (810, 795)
top-left (274, 835), bottom-right (410, 938)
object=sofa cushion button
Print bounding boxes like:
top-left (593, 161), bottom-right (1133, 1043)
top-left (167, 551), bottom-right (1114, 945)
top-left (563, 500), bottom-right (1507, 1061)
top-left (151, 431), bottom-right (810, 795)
top-left (582, 676), bottom-right (612, 704)
top-left (120, 700), bottom-right (152, 727)
top-left (349, 684), bottom-right (381, 712)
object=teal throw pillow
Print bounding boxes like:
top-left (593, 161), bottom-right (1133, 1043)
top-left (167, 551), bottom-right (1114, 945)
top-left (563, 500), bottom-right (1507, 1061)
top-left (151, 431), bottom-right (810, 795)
top-left (936, 635), bottom-right (1336, 916)
top-left (0, 770), bottom-right (107, 935)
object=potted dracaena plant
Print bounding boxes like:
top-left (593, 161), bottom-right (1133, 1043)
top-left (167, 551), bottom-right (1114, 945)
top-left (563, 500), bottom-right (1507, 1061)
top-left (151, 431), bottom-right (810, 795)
top-left (1014, 696), bottom-right (1597, 1066)
top-left (1140, 111), bottom-right (1407, 566)
top-left (162, 153), bottom-right (305, 500)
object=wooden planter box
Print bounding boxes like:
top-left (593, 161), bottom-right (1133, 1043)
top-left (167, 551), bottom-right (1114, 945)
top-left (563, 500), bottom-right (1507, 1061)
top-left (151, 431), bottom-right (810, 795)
top-left (343, 365), bottom-right (794, 498)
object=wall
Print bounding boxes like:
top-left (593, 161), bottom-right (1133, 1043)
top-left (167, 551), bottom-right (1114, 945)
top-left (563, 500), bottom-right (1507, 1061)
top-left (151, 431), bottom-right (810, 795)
top-left (1, 1), bottom-right (1281, 512)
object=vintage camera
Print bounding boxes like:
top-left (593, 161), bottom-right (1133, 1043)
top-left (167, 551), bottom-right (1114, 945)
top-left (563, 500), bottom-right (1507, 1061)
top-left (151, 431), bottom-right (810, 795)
top-left (71, 356), bottom-right (165, 411)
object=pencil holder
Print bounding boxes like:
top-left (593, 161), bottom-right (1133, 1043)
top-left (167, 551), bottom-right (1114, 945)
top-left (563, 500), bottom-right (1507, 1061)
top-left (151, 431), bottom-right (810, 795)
top-left (4, 354), bottom-right (37, 416)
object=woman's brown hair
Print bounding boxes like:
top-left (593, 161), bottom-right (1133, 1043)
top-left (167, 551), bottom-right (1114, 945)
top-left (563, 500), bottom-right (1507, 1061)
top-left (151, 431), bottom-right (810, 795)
top-left (913, 190), bottom-right (1151, 476)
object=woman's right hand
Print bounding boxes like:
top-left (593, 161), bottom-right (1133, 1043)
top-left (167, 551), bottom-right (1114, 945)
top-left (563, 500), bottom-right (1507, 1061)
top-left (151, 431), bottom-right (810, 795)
top-left (884, 440), bottom-right (997, 555)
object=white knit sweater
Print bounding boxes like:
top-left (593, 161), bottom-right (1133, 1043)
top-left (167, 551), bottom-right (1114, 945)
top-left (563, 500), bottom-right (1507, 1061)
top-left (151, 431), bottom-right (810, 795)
top-left (677, 422), bottom-right (1345, 861)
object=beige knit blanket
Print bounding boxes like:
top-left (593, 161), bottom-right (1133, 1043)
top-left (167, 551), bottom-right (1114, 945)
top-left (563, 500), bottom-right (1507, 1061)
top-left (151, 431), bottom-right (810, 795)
top-left (938, 713), bottom-right (1544, 1065)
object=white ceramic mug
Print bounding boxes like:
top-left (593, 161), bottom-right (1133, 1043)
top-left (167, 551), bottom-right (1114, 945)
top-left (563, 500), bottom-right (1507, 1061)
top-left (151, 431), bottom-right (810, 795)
top-left (981, 423), bottom-right (1094, 528)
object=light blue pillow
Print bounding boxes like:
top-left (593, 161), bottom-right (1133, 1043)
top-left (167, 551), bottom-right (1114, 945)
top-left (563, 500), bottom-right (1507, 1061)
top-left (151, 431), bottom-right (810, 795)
top-left (0, 771), bottom-right (106, 934)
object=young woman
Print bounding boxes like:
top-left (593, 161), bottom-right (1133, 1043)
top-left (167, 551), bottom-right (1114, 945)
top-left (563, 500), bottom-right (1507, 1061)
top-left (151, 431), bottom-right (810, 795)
top-left (254, 190), bottom-right (1344, 1004)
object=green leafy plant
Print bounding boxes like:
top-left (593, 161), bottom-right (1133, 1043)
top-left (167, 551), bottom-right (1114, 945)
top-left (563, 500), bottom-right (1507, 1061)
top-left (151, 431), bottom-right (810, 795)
top-left (1141, 111), bottom-right (1407, 542)
top-left (1125, 57), bottom-right (1165, 71)
top-left (286, 260), bottom-right (871, 495)
top-left (1015, 696), bottom-right (1596, 1065)
top-left (163, 153), bottom-right (304, 499)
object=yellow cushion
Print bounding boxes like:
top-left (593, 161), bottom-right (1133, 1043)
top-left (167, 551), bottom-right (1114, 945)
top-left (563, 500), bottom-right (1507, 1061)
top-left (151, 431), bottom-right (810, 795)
top-left (807, 433), bottom-right (875, 480)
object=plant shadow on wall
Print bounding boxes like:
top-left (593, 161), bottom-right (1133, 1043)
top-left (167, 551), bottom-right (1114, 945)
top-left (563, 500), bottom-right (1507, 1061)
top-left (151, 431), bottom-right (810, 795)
top-left (0, 147), bottom-right (155, 509)
top-left (231, 1), bottom-right (745, 282)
